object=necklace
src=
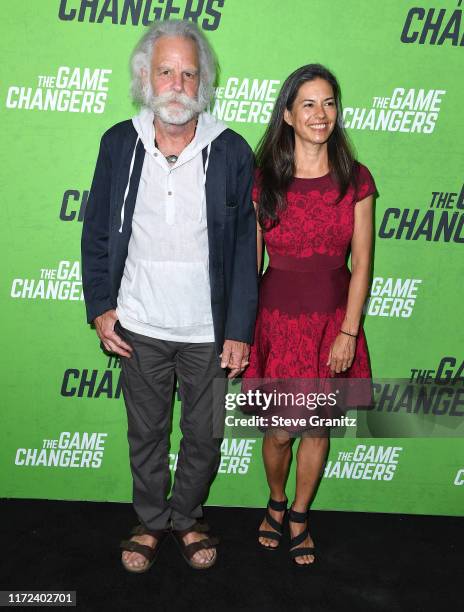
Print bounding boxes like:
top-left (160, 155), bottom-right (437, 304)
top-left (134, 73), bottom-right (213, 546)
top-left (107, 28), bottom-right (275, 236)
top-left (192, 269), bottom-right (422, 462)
top-left (165, 154), bottom-right (178, 164)
top-left (154, 120), bottom-right (197, 165)
top-left (154, 139), bottom-right (178, 164)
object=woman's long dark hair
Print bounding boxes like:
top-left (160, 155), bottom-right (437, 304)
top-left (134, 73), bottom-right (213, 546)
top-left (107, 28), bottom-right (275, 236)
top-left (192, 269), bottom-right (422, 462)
top-left (256, 64), bottom-right (357, 230)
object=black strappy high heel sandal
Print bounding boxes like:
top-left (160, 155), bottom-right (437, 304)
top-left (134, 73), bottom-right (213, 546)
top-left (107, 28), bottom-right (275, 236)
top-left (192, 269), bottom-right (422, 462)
top-left (288, 506), bottom-right (316, 566)
top-left (258, 498), bottom-right (288, 550)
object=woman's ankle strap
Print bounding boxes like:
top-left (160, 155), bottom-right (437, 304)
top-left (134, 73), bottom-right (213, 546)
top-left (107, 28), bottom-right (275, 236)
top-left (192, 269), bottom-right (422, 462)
top-left (268, 497), bottom-right (288, 511)
top-left (289, 506), bottom-right (308, 522)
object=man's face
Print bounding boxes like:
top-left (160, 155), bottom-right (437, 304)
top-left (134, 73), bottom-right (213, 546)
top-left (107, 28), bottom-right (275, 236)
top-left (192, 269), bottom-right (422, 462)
top-left (147, 35), bottom-right (201, 125)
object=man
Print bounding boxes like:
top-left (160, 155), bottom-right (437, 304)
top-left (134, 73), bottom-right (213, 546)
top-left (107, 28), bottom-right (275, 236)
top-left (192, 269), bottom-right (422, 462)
top-left (81, 20), bottom-right (257, 571)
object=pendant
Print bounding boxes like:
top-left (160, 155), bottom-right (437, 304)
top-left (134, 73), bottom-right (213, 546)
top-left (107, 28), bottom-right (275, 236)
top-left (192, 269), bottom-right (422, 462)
top-left (165, 154), bottom-right (178, 164)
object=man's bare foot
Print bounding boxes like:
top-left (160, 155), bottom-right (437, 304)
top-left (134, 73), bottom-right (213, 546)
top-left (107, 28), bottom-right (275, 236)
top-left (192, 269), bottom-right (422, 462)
top-left (121, 534), bottom-right (158, 571)
top-left (181, 531), bottom-right (216, 566)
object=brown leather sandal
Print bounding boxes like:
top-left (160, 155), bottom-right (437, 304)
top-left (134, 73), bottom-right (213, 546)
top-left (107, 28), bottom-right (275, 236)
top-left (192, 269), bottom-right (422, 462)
top-left (172, 523), bottom-right (219, 570)
top-left (120, 524), bottom-right (169, 573)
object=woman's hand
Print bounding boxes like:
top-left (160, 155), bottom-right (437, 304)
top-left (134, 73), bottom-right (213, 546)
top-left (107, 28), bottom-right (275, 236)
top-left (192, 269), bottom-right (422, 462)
top-left (326, 332), bottom-right (356, 375)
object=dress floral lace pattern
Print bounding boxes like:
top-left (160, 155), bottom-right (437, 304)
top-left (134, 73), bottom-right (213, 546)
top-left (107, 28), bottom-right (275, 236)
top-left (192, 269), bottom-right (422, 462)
top-left (245, 163), bottom-right (376, 384)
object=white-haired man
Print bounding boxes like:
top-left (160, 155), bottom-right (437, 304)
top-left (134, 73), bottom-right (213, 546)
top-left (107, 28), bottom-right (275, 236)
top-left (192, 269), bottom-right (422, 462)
top-left (81, 21), bottom-right (257, 571)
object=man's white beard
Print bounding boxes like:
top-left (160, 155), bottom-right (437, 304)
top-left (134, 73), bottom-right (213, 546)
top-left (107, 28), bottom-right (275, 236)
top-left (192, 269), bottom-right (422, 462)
top-left (146, 90), bottom-right (203, 125)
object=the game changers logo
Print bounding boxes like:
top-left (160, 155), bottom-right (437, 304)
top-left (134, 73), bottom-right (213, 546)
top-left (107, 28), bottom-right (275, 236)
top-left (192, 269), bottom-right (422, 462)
top-left (343, 88), bottom-right (445, 134)
top-left (15, 431), bottom-right (107, 468)
top-left (409, 355), bottom-right (464, 385)
top-left (170, 438), bottom-right (256, 475)
top-left (10, 260), bottom-right (84, 301)
top-left (61, 356), bottom-right (122, 399)
top-left (60, 189), bottom-right (89, 222)
top-left (324, 444), bottom-right (403, 480)
top-left (364, 277), bottom-right (422, 318)
top-left (379, 183), bottom-right (464, 243)
top-left (211, 77), bottom-right (280, 124)
top-left (373, 360), bottom-right (464, 417)
top-left (401, 1), bottom-right (464, 46)
top-left (58, 0), bottom-right (225, 29)
top-left (5, 66), bottom-right (111, 113)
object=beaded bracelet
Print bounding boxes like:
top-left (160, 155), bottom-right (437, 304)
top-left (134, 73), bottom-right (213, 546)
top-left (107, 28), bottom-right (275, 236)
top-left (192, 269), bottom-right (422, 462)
top-left (340, 329), bottom-right (358, 338)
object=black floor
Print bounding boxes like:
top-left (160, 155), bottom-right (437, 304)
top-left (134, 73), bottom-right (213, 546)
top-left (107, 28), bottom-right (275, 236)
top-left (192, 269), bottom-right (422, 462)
top-left (1, 499), bottom-right (462, 611)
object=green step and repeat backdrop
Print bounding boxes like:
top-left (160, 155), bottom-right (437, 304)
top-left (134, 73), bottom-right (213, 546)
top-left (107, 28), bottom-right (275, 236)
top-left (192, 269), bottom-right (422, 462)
top-left (1, 0), bottom-right (463, 516)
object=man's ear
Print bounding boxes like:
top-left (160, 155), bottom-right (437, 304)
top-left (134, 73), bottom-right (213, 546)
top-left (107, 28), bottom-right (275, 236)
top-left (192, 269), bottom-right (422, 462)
top-left (283, 108), bottom-right (293, 127)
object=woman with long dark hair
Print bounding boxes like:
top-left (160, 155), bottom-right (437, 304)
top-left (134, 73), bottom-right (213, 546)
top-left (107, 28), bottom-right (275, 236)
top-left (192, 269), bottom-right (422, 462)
top-left (243, 64), bottom-right (375, 566)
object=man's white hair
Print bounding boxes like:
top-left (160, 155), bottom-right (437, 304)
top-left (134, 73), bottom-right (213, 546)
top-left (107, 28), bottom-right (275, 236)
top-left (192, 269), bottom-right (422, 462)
top-left (130, 20), bottom-right (216, 110)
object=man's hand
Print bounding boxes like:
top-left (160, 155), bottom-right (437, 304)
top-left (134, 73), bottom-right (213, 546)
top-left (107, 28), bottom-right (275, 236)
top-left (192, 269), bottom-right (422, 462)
top-left (221, 339), bottom-right (250, 379)
top-left (94, 309), bottom-right (133, 358)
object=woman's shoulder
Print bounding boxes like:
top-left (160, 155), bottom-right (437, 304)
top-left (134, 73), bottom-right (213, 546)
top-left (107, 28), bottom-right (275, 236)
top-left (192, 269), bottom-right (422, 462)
top-left (355, 161), bottom-right (374, 182)
top-left (353, 161), bottom-right (377, 201)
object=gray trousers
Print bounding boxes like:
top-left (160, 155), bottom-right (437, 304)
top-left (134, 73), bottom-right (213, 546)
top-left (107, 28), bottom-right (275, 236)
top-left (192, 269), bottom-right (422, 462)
top-left (117, 322), bottom-right (226, 531)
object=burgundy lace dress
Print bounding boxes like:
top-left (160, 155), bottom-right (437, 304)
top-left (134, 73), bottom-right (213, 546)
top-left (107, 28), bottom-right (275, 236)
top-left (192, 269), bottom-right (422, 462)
top-left (244, 164), bottom-right (376, 385)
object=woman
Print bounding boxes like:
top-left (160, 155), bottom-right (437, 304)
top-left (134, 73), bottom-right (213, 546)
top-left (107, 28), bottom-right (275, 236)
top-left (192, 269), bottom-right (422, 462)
top-left (243, 64), bottom-right (375, 566)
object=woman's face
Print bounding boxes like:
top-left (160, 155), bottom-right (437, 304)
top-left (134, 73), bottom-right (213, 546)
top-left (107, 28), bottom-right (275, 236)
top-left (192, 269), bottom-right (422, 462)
top-left (284, 78), bottom-right (337, 146)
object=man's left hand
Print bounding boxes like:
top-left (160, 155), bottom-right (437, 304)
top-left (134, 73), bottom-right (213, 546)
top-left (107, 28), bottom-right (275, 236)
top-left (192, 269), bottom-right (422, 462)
top-left (221, 340), bottom-right (250, 379)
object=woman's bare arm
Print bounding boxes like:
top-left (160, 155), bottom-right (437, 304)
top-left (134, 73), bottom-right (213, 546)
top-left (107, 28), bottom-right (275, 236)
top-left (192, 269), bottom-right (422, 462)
top-left (327, 194), bottom-right (374, 374)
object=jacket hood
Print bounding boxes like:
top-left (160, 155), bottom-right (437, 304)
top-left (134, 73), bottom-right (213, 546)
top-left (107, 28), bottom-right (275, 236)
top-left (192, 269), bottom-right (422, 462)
top-left (132, 107), bottom-right (228, 162)
top-left (118, 109), bottom-right (227, 233)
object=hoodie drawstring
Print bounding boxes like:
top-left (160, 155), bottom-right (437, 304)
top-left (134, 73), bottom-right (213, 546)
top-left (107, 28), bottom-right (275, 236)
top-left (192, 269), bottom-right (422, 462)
top-left (199, 142), bottom-right (211, 223)
top-left (119, 136), bottom-right (140, 233)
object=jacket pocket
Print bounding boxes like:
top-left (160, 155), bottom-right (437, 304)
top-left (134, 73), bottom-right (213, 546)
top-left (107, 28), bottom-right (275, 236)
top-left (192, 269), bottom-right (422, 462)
top-left (225, 202), bottom-right (239, 216)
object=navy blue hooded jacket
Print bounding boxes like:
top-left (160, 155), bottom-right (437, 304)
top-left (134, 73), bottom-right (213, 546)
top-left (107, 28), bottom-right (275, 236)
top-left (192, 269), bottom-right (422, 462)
top-left (81, 119), bottom-right (258, 354)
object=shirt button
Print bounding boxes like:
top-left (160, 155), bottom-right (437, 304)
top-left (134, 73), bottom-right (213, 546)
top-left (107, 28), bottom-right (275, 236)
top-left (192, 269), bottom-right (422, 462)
top-left (168, 191), bottom-right (172, 195)
top-left (154, 152), bottom-right (158, 157)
